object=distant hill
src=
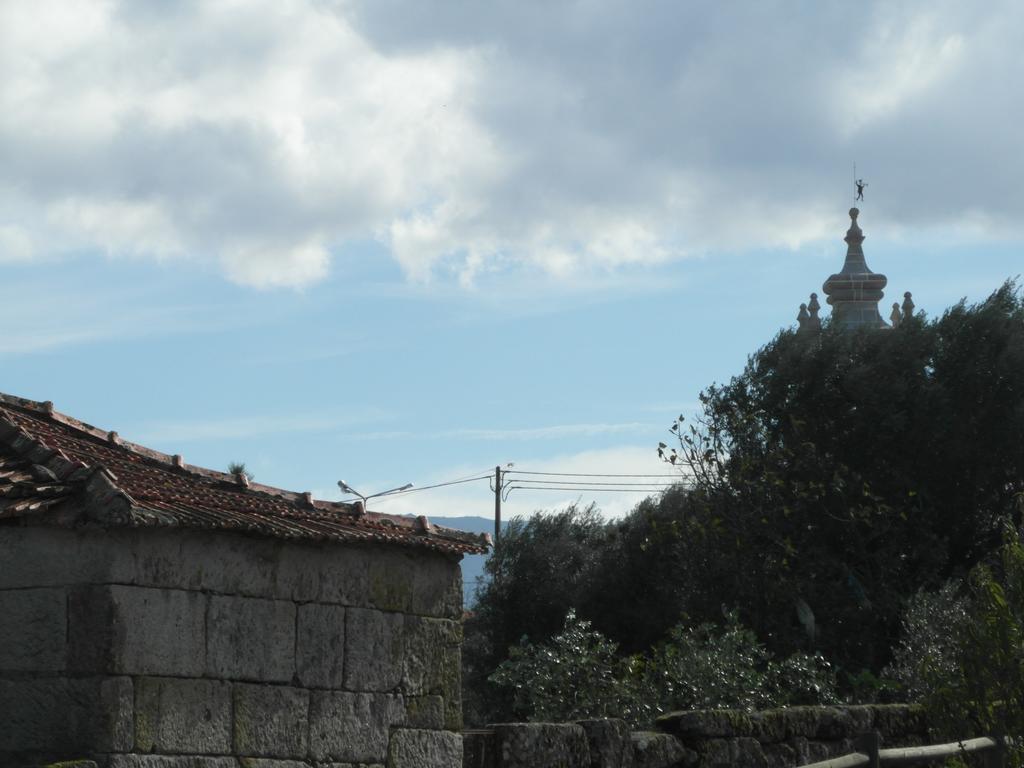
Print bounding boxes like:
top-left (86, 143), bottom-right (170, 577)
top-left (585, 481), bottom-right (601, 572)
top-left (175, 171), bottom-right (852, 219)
top-left (434, 515), bottom-right (504, 608)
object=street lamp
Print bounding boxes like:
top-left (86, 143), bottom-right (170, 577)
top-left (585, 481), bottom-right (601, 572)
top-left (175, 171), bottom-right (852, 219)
top-left (337, 480), bottom-right (413, 513)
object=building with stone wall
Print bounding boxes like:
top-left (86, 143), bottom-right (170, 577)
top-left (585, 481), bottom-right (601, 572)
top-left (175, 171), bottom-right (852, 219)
top-left (0, 392), bottom-right (489, 768)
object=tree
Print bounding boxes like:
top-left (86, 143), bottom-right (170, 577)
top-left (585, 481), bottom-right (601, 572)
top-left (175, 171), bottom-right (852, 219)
top-left (922, 527), bottom-right (1024, 763)
top-left (465, 281), bottom-right (1024, 718)
top-left (463, 503), bottom-right (609, 725)
top-left (652, 281), bottom-right (1024, 677)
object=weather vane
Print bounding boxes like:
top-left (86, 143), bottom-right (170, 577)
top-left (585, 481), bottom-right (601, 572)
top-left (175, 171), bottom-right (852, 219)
top-left (854, 162), bottom-right (867, 202)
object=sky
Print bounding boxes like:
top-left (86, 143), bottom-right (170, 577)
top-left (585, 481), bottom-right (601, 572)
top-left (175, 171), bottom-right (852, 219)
top-left (2, 0), bottom-right (1023, 523)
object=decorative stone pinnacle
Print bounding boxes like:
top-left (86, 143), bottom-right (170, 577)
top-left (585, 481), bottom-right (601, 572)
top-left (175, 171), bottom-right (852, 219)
top-left (822, 207), bottom-right (888, 330)
top-left (902, 291), bottom-right (915, 320)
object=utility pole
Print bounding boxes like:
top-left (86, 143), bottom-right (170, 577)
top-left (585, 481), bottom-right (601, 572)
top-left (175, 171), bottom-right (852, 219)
top-left (493, 465), bottom-right (502, 544)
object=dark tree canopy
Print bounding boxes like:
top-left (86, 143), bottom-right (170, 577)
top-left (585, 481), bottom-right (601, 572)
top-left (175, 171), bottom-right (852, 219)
top-left (465, 281), bottom-right (1024, 722)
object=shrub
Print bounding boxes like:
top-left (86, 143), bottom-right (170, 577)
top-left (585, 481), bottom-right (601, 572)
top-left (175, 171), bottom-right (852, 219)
top-left (489, 608), bottom-right (837, 728)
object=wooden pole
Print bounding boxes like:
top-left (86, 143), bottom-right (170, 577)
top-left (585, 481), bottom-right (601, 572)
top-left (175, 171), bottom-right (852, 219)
top-left (855, 730), bottom-right (880, 768)
top-left (494, 465), bottom-right (502, 544)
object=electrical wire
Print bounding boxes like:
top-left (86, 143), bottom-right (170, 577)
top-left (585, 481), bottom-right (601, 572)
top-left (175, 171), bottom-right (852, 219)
top-left (503, 484), bottom-right (677, 500)
top-left (355, 472), bottom-right (494, 505)
top-left (505, 470), bottom-right (679, 478)
top-left (498, 478), bottom-right (677, 487)
top-left (342, 466), bottom-right (687, 507)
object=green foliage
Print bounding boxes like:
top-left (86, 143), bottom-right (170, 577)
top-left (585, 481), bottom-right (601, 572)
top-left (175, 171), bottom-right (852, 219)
top-left (227, 461), bottom-right (254, 481)
top-left (651, 281), bottom-right (1024, 675)
top-left (923, 527), bottom-right (1024, 763)
top-left (466, 280), bottom-right (1024, 720)
top-left (489, 609), bottom-right (837, 728)
top-left (464, 504), bottom-right (609, 724)
top-left (642, 610), bottom-right (837, 716)
top-left (884, 582), bottom-right (970, 701)
top-left (489, 609), bottom-right (645, 724)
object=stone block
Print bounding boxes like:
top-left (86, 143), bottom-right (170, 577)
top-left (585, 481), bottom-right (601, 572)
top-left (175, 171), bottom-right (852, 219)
top-left (696, 736), bottom-right (767, 768)
top-left (308, 690), bottom-right (404, 762)
top-left (68, 585), bottom-right (206, 676)
top-left (387, 728), bottom-right (462, 768)
top-left (0, 587), bottom-right (67, 671)
top-left (411, 553), bottom-right (462, 619)
top-left (134, 676), bottom-right (231, 754)
top-left (238, 761), bottom-right (381, 768)
top-left (233, 683), bottom-right (309, 758)
top-left (108, 757), bottom-right (239, 768)
top-left (184, 530), bottom-right (279, 597)
top-left (577, 719), bottom-right (634, 768)
top-left (0, 677), bottom-right (97, 753)
top-left (368, 549), bottom-right (416, 613)
top-left (206, 595), bottom-right (296, 682)
top-left (402, 617), bottom-right (461, 696)
top-left (314, 545), bottom-right (371, 606)
top-left (780, 706), bottom-right (851, 740)
top-left (748, 710), bottom-right (787, 742)
top-left (762, 741), bottom-right (798, 768)
top-left (344, 607), bottom-right (405, 692)
top-left (492, 723), bottom-right (591, 768)
top-left (442, 643), bottom-right (462, 731)
top-left (0, 527), bottom-right (131, 589)
top-left (296, 603), bottom-right (345, 688)
top-left (405, 695), bottom-right (445, 729)
top-left (656, 709), bottom-right (752, 739)
top-left (274, 542), bottom-right (323, 603)
top-left (631, 732), bottom-right (694, 768)
top-left (98, 675), bottom-right (135, 751)
top-left (870, 704), bottom-right (927, 738)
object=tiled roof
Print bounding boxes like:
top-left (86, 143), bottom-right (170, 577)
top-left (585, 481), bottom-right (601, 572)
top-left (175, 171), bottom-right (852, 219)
top-left (0, 393), bottom-right (490, 556)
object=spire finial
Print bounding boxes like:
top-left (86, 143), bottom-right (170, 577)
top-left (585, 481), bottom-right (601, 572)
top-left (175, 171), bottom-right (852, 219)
top-left (890, 303), bottom-right (902, 328)
top-left (902, 291), bottom-right (915, 320)
top-left (807, 293), bottom-right (821, 330)
top-left (822, 207), bottom-right (888, 330)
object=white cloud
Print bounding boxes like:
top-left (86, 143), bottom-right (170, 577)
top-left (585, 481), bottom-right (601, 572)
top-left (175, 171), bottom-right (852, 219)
top-left (837, 12), bottom-right (966, 136)
top-left (0, 225), bottom-right (33, 262)
top-left (338, 421), bottom-right (658, 442)
top-left (3, 1), bottom-right (1023, 289)
top-left (135, 408), bottom-right (393, 444)
top-left (221, 239), bottom-right (330, 289)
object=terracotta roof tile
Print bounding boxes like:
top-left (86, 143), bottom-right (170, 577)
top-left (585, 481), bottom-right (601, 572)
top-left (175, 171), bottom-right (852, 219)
top-left (0, 393), bottom-right (489, 556)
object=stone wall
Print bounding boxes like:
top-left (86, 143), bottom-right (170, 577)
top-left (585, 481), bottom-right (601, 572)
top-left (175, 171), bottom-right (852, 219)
top-left (0, 526), bottom-right (465, 768)
top-left (464, 705), bottom-right (929, 768)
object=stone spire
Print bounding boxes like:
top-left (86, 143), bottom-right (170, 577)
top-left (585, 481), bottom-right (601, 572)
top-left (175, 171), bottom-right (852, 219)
top-left (821, 208), bottom-right (888, 330)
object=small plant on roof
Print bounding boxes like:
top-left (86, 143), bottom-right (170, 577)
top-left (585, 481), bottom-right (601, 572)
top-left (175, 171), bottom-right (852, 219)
top-left (227, 462), bottom-right (254, 482)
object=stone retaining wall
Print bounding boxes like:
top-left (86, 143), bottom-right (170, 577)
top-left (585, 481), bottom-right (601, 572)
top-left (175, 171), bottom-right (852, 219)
top-left (0, 526), bottom-right (465, 768)
top-left (464, 705), bottom-right (929, 768)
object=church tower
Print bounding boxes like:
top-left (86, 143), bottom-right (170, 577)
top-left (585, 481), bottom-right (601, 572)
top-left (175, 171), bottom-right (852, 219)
top-left (821, 207), bottom-right (889, 330)
top-left (795, 206), bottom-right (914, 332)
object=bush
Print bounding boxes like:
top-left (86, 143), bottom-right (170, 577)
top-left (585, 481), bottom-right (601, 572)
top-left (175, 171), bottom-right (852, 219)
top-left (923, 526), bottom-right (1024, 764)
top-left (488, 609), bottom-right (648, 725)
top-left (489, 609), bottom-right (837, 728)
top-left (884, 581), bottom-right (970, 701)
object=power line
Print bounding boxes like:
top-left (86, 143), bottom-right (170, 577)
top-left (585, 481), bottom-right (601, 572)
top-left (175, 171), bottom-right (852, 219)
top-left (501, 478), bottom-right (677, 487)
top-left (503, 484), bottom-right (677, 499)
top-left (505, 470), bottom-right (679, 478)
top-left (345, 473), bottom-right (492, 505)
